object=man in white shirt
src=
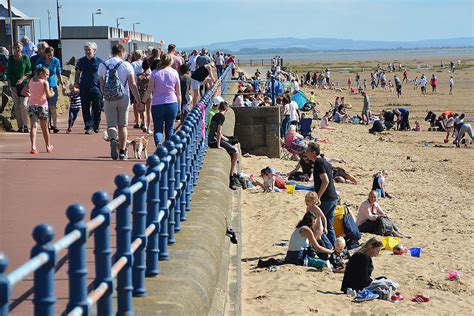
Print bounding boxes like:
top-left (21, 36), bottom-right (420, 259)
top-left (215, 51), bottom-right (225, 77)
top-left (188, 49), bottom-right (198, 74)
top-left (98, 44), bottom-right (142, 160)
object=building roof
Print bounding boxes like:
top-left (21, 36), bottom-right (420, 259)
top-left (0, 0), bottom-right (36, 20)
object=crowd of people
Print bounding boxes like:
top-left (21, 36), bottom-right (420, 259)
top-left (2, 37), bottom-right (237, 159)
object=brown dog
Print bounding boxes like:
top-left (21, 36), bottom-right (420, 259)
top-left (127, 136), bottom-right (149, 159)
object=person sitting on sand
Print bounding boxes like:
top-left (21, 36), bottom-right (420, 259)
top-left (341, 238), bottom-right (383, 292)
top-left (381, 109), bottom-right (396, 130)
top-left (328, 237), bottom-right (350, 273)
top-left (372, 170), bottom-right (393, 198)
top-left (288, 152), bottom-right (313, 182)
top-left (356, 191), bottom-right (408, 238)
top-left (251, 167), bottom-right (286, 192)
top-left (285, 210), bottom-right (333, 265)
top-left (320, 111), bottom-right (333, 129)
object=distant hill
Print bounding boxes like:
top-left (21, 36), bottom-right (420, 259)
top-left (187, 37), bottom-right (474, 54)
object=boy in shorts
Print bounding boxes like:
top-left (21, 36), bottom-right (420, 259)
top-left (208, 101), bottom-right (240, 189)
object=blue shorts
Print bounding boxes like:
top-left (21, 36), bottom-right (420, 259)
top-left (48, 86), bottom-right (58, 107)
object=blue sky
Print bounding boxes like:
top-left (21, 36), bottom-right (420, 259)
top-left (13, 0), bottom-right (474, 48)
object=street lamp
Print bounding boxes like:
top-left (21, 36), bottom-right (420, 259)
top-left (132, 22), bottom-right (140, 33)
top-left (92, 9), bottom-right (102, 27)
top-left (116, 17), bottom-right (125, 29)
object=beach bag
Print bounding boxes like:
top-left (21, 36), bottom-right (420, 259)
top-left (343, 206), bottom-right (361, 242)
top-left (376, 217), bottom-right (395, 236)
top-left (102, 61), bottom-right (125, 101)
top-left (290, 139), bottom-right (307, 154)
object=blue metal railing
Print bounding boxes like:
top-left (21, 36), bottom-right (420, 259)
top-left (0, 64), bottom-right (233, 316)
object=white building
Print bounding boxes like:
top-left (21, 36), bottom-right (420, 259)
top-left (61, 26), bottom-right (160, 64)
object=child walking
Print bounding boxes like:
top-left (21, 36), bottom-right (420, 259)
top-left (24, 66), bottom-right (55, 154)
top-left (62, 83), bottom-right (81, 133)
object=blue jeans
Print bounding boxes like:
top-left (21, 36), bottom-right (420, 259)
top-left (319, 198), bottom-right (338, 248)
top-left (68, 108), bottom-right (81, 129)
top-left (281, 115), bottom-right (290, 138)
top-left (151, 102), bottom-right (178, 146)
top-left (80, 87), bottom-right (102, 130)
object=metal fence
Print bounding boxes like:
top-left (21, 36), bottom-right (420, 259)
top-left (0, 65), bottom-right (233, 316)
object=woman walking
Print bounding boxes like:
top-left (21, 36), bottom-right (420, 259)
top-left (6, 41), bottom-right (31, 132)
top-left (142, 53), bottom-right (181, 147)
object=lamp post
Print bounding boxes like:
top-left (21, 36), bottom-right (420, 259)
top-left (132, 22), bottom-right (140, 33)
top-left (56, 0), bottom-right (61, 40)
top-left (116, 17), bottom-right (125, 29)
top-left (92, 9), bottom-right (102, 27)
top-left (7, 0), bottom-right (13, 50)
top-left (47, 9), bottom-right (51, 38)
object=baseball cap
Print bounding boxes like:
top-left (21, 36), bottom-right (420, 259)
top-left (212, 96), bottom-right (224, 106)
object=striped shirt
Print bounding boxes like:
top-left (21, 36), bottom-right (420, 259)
top-left (67, 92), bottom-right (82, 110)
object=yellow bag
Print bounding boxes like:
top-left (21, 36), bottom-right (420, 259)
top-left (382, 236), bottom-right (400, 251)
top-left (332, 205), bottom-right (345, 237)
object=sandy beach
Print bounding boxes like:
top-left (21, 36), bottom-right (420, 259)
top-left (239, 58), bottom-right (474, 314)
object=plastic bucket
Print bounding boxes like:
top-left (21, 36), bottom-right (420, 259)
top-left (382, 236), bottom-right (400, 251)
top-left (410, 247), bottom-right (422, 258)
top-left (285, 184), bottom-right (296, 194)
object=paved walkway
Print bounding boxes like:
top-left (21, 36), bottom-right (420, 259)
top-left (0, 111), bottom-right (150, 314)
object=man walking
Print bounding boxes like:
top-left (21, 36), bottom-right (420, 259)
top-left (98, 44), bottom-right (141, 160)
top-left (306, 142), bottom-right (338, 249)
top-left (75, 42), bottom-right (103, 134)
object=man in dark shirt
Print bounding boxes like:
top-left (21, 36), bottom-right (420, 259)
top-left (306, 142), bottom-right (338, 248)
top-left (75, 42), bottom-right (103, 134)
top-left (208, 101), bottom-right (240, 190)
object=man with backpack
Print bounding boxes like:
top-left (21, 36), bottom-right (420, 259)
top-left (98, 44), bottom-right (142, 160)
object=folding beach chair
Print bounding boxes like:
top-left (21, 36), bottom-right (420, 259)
top-left (299, 117), bottom-right (314, 139)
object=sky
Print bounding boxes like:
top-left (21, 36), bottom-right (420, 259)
top-left (12, 0), bottom-right (474, 48)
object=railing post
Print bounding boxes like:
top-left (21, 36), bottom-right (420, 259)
top-left (145, 155), bottom-right (161, 276)
top-left (271, 76), bottom-right (276, 106)
top-left (170, 134), bottom-right (183, 230)
top-left (181, 124), bottom-right (193, 213)
top-left (0, 254), bottom-right (10, 316)
top-left (131, 164), bottom-right (148, 297)
top-left (177, 130), bottom-right (189, 220)
top-left (31, 224), bottom-right (56, 316)
top-left (113, 174), bottom-right (134, 313)
top-left (90, 191), bottom-right (113, 316)
top-left (156, 147), bottom-right (170, 260)
top-left (65, 204), bottom-right (88, 315)
top-left (164, 140), bottom-right (177, 241)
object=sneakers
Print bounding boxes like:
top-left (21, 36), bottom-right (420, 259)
top-left (93, 128), bottom-right (99, 134)
top-left (110, 139), bottom-right (119, 160)
top-left (354, 289), bottom-right (379, 302)
top-left (85, 129), bottom-right (93, 135)
top-left (229, 175), bottom-right (241, 190)
top-left (133, 123), bottom-right (140, 129)
top-left (52, 126), bottom-right (60, 133)
top-left (23, 126), bottom-right (29, 133)
top-left (119, 149), bottom-right (128, 161)
top-left (66, 128), bottom-right (72, 134)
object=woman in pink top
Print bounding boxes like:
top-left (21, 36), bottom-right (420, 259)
top-left (24, 66), bottom-right (55, 154)
top-left (356, 190), bottom-right (408, 238)
top-left (142, 54), bottom-right (181, 146)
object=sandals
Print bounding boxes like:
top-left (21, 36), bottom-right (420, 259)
top-left (30, 148), bottom-right (38, 154)
top-left (46, 145), bottom-right (54, 153)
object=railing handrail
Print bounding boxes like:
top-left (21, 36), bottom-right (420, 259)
top-left (0, 64), bottom-right (234, 316)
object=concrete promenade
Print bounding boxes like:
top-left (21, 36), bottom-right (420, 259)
top-left (0, 113), bottom-right (144, 314)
